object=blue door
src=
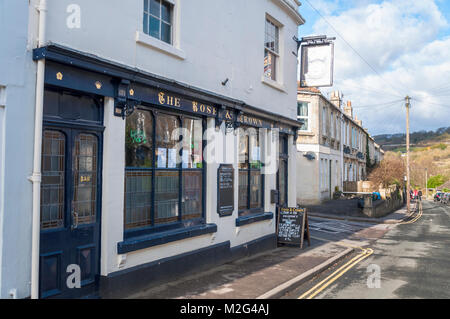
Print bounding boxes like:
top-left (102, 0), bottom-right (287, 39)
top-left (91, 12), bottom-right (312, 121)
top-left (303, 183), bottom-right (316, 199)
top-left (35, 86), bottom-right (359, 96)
top-left (39, 89), bottom-right (103, 298)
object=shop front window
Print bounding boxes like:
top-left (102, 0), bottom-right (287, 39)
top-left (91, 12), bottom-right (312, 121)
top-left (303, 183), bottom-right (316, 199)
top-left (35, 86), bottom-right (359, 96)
top-left (124, 109), bottom-right (204, 232)
top-left (238, 127), bottom-right (263, 216)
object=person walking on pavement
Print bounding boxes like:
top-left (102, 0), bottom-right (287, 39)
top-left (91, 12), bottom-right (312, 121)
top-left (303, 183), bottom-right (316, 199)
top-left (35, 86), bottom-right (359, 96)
top-left (418, 190), bottom-right (423, 201)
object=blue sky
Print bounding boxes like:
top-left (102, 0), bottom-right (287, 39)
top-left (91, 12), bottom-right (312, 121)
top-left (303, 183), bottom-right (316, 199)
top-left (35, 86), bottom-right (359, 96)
top-left (297, 0), bottom-right (450, 135)
top-left (299, 0), bottom-right (450, 38)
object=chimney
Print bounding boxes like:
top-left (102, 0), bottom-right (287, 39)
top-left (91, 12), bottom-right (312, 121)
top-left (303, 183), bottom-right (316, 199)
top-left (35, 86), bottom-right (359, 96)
top-left (353, 113), bottom-right (363, 127)
top-left (344, 101), bottom-right (353, 118)
top-left (330, 91), bottom-right (341, 109)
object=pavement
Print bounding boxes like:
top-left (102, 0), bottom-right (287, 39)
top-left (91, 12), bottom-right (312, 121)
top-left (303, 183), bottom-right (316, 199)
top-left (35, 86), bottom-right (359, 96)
top-left (127, 240), bottom-right (353, 299)
top-left (127, 203), bottom-right (417, 300)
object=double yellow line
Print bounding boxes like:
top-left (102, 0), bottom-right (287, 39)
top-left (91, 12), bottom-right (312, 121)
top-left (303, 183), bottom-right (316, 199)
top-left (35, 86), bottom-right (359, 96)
top-left (298, 202), bottom-right (423, 299)
top-left (298, 246), bottom-right (373, 299)
top-left (400, 201), bottom-right (423, 225)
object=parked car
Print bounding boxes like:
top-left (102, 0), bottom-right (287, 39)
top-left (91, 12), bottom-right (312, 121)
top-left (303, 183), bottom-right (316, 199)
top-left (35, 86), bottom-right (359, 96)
top-left (434, 192), bottom-right (444, 202)
top-left (441, 193), bottom-right (450, 205)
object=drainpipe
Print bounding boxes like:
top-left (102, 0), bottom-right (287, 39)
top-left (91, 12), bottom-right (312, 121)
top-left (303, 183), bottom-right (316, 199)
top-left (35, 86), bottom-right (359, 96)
top-left (30, 0), bottom-right (47, 299)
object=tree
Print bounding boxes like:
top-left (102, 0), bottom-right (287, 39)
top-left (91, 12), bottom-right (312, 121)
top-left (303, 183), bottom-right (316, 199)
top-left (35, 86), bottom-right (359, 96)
top-left (368, 152), bottom-right (406, 189)
top-left (427, 175), bottom-right (446, 189)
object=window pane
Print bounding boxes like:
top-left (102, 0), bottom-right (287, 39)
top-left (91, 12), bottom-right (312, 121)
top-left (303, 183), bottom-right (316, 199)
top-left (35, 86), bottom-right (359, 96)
top-left (264, 50), bottom-right (276, 81)
top-left (41, 130), bottom-right (65, 230)
top-left (156, 113), bottom-right (180, 168)
top-left (182, 171), bottom-right (202, 220)
top-left (265, 19), bottom-right (279, 53)
top-left (238, 170), bottom-right (248, 211)
top-left (144, 0), bottom-right (149, 13)
top-left (73, 134), bottom-right (98, 226)
top-left (249, 128), bottom-right (261, 169)
top-left (250, 171), bottom-right (262, 209)
top-left (239, 130), bottom-right (249, 169)
top-left (161, 21), bottom-right (171, 44)
top-left (124, 170), bottom-right (152, 230)
top-left (155, 170), bottom-right (179, 225)
top-left (299, 119), bottom-right (308, 131)
top-left (279, 135), bottom-right (288, 155)
top-left (161, 1), bottom-right (171, 22)
top-left (149, 16), bottom-right (160, 39)
top-left (298, 103), bottom-right (308, 117)
top-left (143, 13), bottom-right (149, 34)
top-left (182, 118), bottom-right (203, 169)
top-left (150, 0), bottom-right (160, 17)
top-left (126, 110), bottom-right (153, 168)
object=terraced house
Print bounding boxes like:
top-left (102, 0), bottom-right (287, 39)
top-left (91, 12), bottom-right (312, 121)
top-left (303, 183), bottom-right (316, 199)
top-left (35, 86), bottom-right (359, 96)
top-left (0, 0), bottom-right (305, 298)
top-left (296, 88), bottom-right (374, 204)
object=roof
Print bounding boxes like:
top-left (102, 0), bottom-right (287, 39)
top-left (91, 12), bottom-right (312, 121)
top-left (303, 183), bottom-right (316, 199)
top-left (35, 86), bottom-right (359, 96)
top-left (297, 85), bottom-right (321, 94)
top-left (438, 180), bottom-right (450, 190)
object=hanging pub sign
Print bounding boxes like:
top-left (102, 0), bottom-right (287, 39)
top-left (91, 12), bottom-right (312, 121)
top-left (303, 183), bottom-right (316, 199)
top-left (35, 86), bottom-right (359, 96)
top-left (217, 164), bottom-right (234, 217)
top-left (299, 36), bottom-right (335, 88)
top-left (277, 207), bottom-right (311, 249)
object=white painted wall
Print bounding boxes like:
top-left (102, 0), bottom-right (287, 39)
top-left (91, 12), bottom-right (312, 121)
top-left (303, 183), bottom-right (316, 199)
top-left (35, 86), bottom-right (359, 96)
top-left (44, 0), bottom-right (301, 121)
top-left (0, 87), bottom-right (5, 296)
top-left (0, 0), bottom-right (303, 295)
top-left (296, 144), bottom-right (341, 205)
top-left (100, 115), bottom-right (277, 275)
top-left (0, 0), bottom-right (38, 299)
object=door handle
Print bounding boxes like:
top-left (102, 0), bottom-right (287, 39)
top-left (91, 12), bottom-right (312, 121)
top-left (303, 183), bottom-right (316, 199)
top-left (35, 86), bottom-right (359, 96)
top-left (71, 210), bottom-right (79, 230)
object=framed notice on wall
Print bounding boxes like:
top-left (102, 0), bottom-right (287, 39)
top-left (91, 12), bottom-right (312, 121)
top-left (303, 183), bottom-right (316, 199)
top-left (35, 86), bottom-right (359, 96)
top-left (217, 164), bottom-right (234, 217)
top-left (277, 207), bottom-right (311, 249)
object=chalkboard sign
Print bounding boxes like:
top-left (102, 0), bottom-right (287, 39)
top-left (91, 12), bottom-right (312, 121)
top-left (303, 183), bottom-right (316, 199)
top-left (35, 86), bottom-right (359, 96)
top-left (277, 208), bottom-right (311, 248)
top-left (217, 164), bottom-right (234, 217)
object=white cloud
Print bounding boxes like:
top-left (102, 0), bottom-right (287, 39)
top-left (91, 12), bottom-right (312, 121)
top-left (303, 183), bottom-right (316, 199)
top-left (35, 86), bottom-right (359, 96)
top-left (308, 0), bottom-right (450, 135)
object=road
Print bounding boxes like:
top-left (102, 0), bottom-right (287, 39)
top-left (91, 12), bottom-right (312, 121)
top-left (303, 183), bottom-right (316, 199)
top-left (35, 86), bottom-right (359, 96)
top-left (284, 200), bottom-right (450, 299)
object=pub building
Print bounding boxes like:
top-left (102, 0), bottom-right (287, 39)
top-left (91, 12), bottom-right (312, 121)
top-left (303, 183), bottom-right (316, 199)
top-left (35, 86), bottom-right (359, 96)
top-left (30, 44), bottom-right (300, 298)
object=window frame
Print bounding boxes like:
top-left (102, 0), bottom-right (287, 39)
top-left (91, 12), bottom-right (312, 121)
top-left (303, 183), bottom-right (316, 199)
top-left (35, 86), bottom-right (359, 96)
top-left (297, 101), bottom-right (310, 132)
top-left (143, 0), bottom-right (173, 45)
top-left (124, 106), bottom-right (206, 238)
top-left (264, 17), bottom-right (280, 82)
top-left (238, 126), bottom-right (265, 217)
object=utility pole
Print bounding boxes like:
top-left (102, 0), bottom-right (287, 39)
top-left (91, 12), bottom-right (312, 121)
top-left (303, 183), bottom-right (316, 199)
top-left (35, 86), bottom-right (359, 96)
top-left (405, 96), bottom-right (411, 213)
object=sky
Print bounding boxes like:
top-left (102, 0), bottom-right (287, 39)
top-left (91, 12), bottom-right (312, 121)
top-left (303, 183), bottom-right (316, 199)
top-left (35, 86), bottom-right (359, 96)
top-left (298, 0), bottom-right (450, 135)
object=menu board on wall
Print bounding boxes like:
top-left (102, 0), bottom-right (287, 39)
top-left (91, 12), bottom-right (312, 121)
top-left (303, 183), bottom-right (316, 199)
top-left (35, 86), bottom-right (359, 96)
top-left (217, 164), bottom-right (234, 217)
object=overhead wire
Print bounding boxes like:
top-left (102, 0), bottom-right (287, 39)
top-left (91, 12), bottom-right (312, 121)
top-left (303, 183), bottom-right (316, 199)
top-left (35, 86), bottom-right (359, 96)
top-left (352, 99), bottom-right (404, 109)
top-left (302, 0), bottom-right (409, 99)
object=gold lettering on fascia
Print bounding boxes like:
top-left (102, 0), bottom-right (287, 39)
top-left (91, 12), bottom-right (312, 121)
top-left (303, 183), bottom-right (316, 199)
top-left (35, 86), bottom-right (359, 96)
top-left (158, 92), bottom-right (181, 107)
top-left (240, 115), bottom-right (263, 127)
top-left (225, 110), bottom-right (233, 120)
top-left (192, 101), bottom-right (217, 115)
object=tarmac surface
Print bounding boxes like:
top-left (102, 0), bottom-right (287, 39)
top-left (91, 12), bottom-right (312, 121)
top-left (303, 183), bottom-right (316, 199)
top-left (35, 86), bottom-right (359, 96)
top-left (284, 200), bottom-right (450, 299)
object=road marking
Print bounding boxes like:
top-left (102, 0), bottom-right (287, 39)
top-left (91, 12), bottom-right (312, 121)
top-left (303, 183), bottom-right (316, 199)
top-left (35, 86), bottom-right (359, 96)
top-left (296, 202), bottom-right (424, 299)
top-left (400, 201), bottom-right (423, 225)
top-left (298, 247), bottom-right (373, 299)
